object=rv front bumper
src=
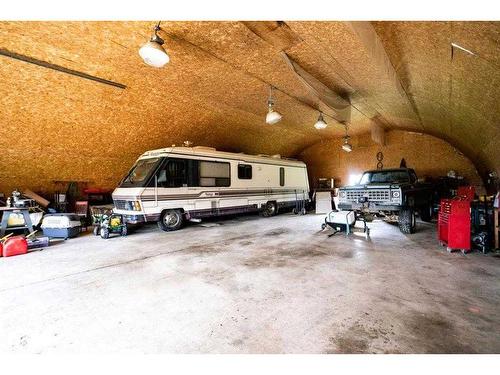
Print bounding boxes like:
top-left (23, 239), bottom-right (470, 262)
top-left (112, 209), bottom-right (147, 224)
top-left (121, 214), bottom-right (146, 224)
top-left (116, 213), bottom-right (162, 224)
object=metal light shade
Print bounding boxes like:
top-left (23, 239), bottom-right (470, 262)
top-left (314, 113), bottom-right (327, 129)
top-left (342, 139), bottom-right (353, 152)
top-left (266, 108), bottom-right (282, 125)
top-left (139, 41), bottom-right (170, 68)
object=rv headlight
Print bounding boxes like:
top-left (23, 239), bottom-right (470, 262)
top-left (127, 200), bottom-right (142, 211)
top-left (392, 191), bottom-right (400, 198)
top-left (339, 191), bottom-right (346, 199)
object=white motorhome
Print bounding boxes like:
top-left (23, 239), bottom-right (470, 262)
top-left (112, 146), bottom-right (310, 231)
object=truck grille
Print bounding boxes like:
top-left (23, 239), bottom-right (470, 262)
top-left (113, 200), bottom-right (129, 210)
top-left (346, 190), bottom-right (390, 202)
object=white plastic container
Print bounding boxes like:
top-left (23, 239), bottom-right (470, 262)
top-left (326, 210), bottom-right (356, 225)
top-left (41, 214), bottom-right (81, 239)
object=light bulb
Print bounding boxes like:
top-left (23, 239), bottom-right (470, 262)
top-left (342, 141), bottom-right (352, 152)
top-left (314, 113), bottom-right (327, 129)
top-left (139, 41), bottom-right (170, 68)
top-left (266, 109), bottom-right (282, 125)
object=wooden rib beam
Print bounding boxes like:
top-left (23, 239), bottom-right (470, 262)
top-left (0, 48), bottom-right (126, 89)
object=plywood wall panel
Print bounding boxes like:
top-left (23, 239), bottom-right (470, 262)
top-left (300, 130), bottom-right (485, 194)
top-left (0, 21), bottom-right (498, 195)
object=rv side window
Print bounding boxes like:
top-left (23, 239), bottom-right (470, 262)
top-left (279, 167), bottom-right (285, 186)
top-left (199, 161), bottom-right (230, 187)
top-left (238, 164), bottom-right (252, 179)
top-left (157, 158), bottom-right (188, 188)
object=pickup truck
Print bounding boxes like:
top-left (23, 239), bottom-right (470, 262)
top-left (337, 168), bottom-right (434, 234)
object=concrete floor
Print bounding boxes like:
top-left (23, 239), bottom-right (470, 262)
top-left (0, 212), bottom-right (499, 354)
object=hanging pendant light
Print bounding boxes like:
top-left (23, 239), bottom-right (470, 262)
top-left (342, 123), bottom-right (353, 152)
top-left (265, 86), bottom-right (282, 125)
top-left (139, 21), bottom-right (170, 68)
top-left (314, 112), bottom-right (327, 129)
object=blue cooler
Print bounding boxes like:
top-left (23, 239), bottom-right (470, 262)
top-left (41, 213), bottom-right (82, 239)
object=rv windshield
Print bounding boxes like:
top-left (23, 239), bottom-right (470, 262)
top-left (359, 170), bottom-right (410, 184)
top-left (120, 157), bottom-right (161, 187)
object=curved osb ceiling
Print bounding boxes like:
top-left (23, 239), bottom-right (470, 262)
top-left (0, 21), bottom-right (498, 193)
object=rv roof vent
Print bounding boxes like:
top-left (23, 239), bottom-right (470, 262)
top-left (271, 154), bottom-right (282, 159)
top-left (193, 146), bottom-right (216, 151)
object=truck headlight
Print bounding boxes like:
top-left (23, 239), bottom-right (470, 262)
top-left (392, 191), bottom-right (400, 198)
top-left (339, 191), bottom-right (346, 198)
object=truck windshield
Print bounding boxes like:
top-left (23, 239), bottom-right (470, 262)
top-left (120, 157), bottom-right (161, 187)
top-left (359, 170), bottom-right (409, 184)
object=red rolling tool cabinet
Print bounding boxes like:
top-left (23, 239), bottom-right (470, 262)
top-left (438, 186), bottom-right (474, 253)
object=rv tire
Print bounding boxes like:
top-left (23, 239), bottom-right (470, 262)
top-left (158, 209), bottom-right (184, 231)
top-left (262, 201), bottom-right (277, 217)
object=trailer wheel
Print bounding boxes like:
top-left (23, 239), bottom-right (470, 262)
top-left (262, 201), bottom-right (277, 217)
top-left (120, 225), bottom-right (128, 236)
top-left (398, 208), bottom-right (416, 234)
top-left (158, 209), bottom-right (184, 231)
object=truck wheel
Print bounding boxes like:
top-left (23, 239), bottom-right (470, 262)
top-left (158, 209), bottom-right (184, 231)
top-left (419, 203), bottom-right (433, 222)
top-left (398, 208), bottom-right (416, 234)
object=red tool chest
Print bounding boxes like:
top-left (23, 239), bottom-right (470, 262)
top-left (438, 186), bottom-right (474, 253)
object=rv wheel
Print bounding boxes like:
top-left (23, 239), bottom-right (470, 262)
top-left (262, 202), bottom-right (277, 217)
top-left (158, 209), bottom-right (184, 231)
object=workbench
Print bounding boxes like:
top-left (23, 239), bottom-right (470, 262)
top-left (0, 207), bottom-right (35, 237)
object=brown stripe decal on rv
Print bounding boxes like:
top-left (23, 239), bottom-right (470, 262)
top-left (114, 189), bottom-right (305, 201)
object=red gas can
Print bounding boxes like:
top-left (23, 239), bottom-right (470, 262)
top-left (2, 236), bottom-right (28, 257)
